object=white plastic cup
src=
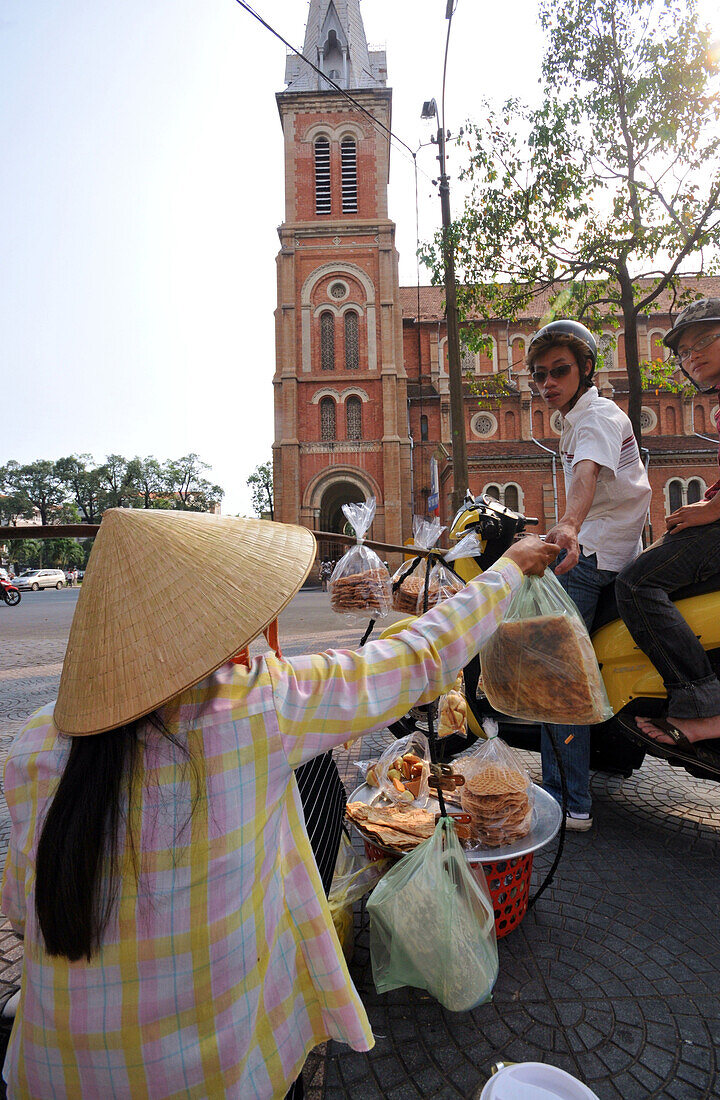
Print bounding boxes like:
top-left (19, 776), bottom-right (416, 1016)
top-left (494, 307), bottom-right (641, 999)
top-left (479, 1061), bottom-right (601, 1100)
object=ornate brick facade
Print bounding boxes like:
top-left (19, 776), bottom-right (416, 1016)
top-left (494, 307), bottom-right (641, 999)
top-left (273, 1), bottom-right (720, 565)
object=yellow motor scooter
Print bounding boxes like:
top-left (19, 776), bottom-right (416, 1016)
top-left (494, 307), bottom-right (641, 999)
top-left (380, 494), bottom-right (720, 781)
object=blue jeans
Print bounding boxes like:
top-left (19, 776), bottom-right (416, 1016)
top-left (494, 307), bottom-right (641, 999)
top-left (615, 522), bottom-right (720, 718)
top-left (541, 551), bottom-right (617, 815)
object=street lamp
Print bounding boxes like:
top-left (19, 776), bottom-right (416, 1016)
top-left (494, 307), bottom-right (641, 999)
top-left (421, 96), bottom-right (469, 516)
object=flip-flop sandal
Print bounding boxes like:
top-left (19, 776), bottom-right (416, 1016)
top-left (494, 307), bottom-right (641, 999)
top-left (621, 716), bottom-right (720, 779)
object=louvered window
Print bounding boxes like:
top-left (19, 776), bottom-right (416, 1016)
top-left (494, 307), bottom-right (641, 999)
top-left (320, 397), bottom-right (336, 441)
top-left (344, 311), bottom-right (359, 370)
top-left (341, 138), bottom-right (357, 213)
top-left (320, 311), bottom-right (335, 371)
top-left (346, 396), bottom-right (362, 440)
top-left (315, 137), bottom-right (331, 215)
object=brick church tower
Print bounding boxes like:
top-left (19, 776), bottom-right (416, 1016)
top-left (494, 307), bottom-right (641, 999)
top-left (273, 0), bottom-right (412, 555)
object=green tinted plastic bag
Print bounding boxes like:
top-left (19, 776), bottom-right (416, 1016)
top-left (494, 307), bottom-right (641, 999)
top-left (367, 818), bottom-right (498, 1012)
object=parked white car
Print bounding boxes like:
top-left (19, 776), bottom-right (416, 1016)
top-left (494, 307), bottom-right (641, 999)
top-left (14, 569), bottom-right (66, 591)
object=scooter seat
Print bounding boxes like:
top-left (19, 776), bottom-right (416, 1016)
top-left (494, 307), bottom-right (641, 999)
top-left (591, 571), bottom-right (720, 634)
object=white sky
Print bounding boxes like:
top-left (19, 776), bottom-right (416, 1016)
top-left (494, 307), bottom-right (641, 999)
top-left (2, 0), bottom-right (718, 515)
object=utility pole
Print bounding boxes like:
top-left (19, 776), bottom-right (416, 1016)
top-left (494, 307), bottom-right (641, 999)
top-left (435, 123), bottom-right (469, 516)
top-left (422, 0), bottom-right (469, 518)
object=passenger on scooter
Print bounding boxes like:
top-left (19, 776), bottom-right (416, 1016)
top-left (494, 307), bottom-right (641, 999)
top-left (528, 320), bottom-right (652, 829)
top-left (616, 298), bottom-right (720, 775)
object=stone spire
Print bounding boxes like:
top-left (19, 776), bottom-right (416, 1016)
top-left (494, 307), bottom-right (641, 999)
top-left (283, 0), bottom-right (386, 92)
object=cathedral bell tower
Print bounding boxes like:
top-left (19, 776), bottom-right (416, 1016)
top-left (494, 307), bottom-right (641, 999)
top-left (273, 0), bottom-right (412, 555)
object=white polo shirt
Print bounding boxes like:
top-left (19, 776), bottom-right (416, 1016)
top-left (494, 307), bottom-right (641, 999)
top-left (560, 386), bottom-right (652, 572)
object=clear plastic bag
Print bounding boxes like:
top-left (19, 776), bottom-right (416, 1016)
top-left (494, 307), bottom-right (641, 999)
top-left (421, 531), bottom-right (480, 612)
top-left (367, 818), bottom-right (498, 1011)
top-left (391, 516), bottom-right (445, 614)
top-left (437, 673), bottom-right (467, 739)
top-left (459, 734), bottom-right (534, 848)
top-left (479, 569), bottom-right (613, 725)
top-left (329, 498), bottom-right (392, 621)
top-left (375, 730), bottom-right (431, 806)
top-left (328, 832), bottom-right (391, 962)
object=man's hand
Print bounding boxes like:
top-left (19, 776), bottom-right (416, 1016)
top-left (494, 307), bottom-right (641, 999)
top-left (666, 497), bottom-right (720, 533)
top-left (544, 521), bottom-right (579, 575)
top-left (504, 535), bottom-right (562, 577)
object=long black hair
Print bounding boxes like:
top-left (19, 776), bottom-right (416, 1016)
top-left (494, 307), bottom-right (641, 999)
top-left (35, 714), bottom-right (193, 962)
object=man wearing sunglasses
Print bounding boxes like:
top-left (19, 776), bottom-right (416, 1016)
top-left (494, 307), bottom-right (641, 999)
top-left (527, 320), bottom-right (651, 829)
top-left (615, 298), bottom-right (720, 775)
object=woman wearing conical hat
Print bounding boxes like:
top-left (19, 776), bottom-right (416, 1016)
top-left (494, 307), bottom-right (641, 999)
top-left (1, 509), bottom-right (556, 1100)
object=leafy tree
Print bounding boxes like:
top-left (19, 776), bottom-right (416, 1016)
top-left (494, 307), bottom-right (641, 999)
top-left (1, 460), bottom-right (66, 524)
top-left (126, 457), bottom-right (170, 509)
top-left (247, 462), bottom-right (274, 519)
top-left (45, 538), bottom-right (85, 568)
top-left (11, 539), bottom-right (44, 569)
top-left (97, 454), bottom-right (138, 509)
top-left (55, 455), bottom-right (105, 523)
top-left (164, 454), bottom-right (224, 512)
top-left (424, 0), bottom-right (720, 444)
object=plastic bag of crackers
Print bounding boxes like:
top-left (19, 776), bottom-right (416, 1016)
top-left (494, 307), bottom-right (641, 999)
top-left (479, 568), bottom-right (613, 725)
top-left (459, 730), bottom-right (534, 848)
top-left (437, 672), bottom-right (467, 739)
top-left (329, 498), bottom-right (392, 622)
top-left (391, 516), bottom-right (445, 614)
top-left (419, 530), bottom-right (482, 613)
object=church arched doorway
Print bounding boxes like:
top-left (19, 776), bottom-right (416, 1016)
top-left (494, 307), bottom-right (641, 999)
top-left (318, 479), bottom-right (365, 564)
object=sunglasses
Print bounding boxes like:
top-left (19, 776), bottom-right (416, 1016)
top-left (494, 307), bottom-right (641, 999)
top-left (530, 363), bottom-right (573, 385)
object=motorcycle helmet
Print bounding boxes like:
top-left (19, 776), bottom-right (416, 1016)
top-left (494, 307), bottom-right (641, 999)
top-left (663, 298), bottom-right (720, 394)
top-left (527, 320), bottom-right (598, 383)
top-left (663, 297), bottom-right (720, 351)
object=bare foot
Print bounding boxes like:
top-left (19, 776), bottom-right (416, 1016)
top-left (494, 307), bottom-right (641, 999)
top-left (635, 714), bottom-right (720, 745)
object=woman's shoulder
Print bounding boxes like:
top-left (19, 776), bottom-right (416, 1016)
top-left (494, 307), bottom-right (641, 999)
top-left (5, 703), bottom-right (70, 782)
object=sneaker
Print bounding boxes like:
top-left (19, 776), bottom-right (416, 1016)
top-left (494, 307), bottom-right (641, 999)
top-left (565, 812), bottom-right (593, 832)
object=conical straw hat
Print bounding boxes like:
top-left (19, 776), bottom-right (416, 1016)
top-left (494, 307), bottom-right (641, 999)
top-left (54, 509), bottom-right (316, 736)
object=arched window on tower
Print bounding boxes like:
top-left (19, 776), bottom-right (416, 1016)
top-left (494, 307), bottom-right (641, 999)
top-left (344, 311), bottom-right (359, 370)
top-left (668, 479), bottom-right (683, 513)
top-left (341, 138), bottom-right (358, 213)
top-left (504, 484), bottom-right (520, 512)
top-left (346, 396), bottom-right (362, 440)
top-left (314, 137), bottom-right (331, 215)
top-left (420, 414), bottom-right (429, 442)
top-left (320, 311), bottom-right (335, 371)
top-left (687, 478), bottom-right (705, 504)
top-left (320, 397), bottom-right (336, 441)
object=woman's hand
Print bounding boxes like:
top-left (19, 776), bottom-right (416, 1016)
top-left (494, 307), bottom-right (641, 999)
top-left (666, 497), bottom-right (720, 533)
top-left (504, 535), bottom-right (561, 576)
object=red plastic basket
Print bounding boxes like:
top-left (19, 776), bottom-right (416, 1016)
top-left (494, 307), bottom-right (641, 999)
top-left (362, 841), bottom-right (533, 938)
top-left (469, 853), bottom-right (533, 939)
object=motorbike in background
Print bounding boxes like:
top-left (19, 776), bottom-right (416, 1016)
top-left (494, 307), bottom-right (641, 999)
top-left (0, 578), bottom-right (21, 606)
top-left (381, 493), bottom-right (720, 783)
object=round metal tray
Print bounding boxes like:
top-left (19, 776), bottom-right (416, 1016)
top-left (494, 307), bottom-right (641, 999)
top-left (348, 781), bottom-right (562, 863)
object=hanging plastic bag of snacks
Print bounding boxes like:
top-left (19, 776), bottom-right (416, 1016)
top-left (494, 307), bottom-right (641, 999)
top-left (328, 832), bottom-right (391, 963)
top-left (375, 730), bottom-right (431, 806)
top-left (479, 569), bottom-right (613, 725)
top-left (329, 498), bottom-right (392, 621)
top-left (459, 730), bottom-right (534, 848)
top-left (367, 818), bottom-right (498, 1011)
top-left (391, 516), bottom-right (445, 614)
top-left (437, 672), bottom-right (467, 739)
top-left (418, 530), bottom-right (483, 613)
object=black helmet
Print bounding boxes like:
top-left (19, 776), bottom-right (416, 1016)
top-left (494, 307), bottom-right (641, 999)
top-left (663, 297), bottom-right (720, 352)
top-left (527, 320), bottom-right (598, 381)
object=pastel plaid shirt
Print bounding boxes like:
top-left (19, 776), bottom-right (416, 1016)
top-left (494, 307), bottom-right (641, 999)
top-left (2, 558), bottom-right (521, 1099)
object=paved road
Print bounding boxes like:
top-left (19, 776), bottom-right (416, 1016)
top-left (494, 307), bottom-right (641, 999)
top-left (1, 589), bottom-right (720, 1098)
